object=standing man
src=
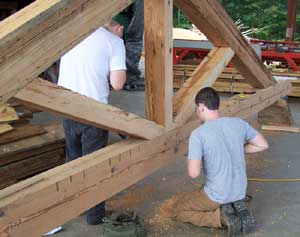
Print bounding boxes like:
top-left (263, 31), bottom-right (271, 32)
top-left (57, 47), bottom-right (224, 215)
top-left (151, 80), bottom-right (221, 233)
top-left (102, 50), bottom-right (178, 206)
top-left (121, 0), bottom-right (145, 91)
top-left (172, 87), bottom-right (269, 235)
top-left (58, 17), bottom-right (127, 225)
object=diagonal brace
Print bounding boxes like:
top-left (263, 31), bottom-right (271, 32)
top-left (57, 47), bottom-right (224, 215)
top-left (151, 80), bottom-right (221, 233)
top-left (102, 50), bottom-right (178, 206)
top-left (14, 79), bottom-right (165, 140)
top-left (173, 47), bottom-right (234, 125)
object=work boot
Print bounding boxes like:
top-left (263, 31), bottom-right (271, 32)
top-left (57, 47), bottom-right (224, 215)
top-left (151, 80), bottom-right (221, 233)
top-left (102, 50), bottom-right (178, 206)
top-left (220, 203), bottom-right (242, 236)
top-left (232, 200), bottom-right (256, 234)
top-left (124, 75), bottom-right (145, 91)
top-left (124, 82), bottom-right (144, 91)
top-left (242, 195), bottom-right (253, 203)
top-left (86, 202), bottom-right (106, 225)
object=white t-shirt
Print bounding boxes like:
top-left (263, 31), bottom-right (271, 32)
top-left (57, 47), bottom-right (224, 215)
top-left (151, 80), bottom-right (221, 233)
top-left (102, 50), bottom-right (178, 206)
top-left (58, 27), bottom-right (126, 104)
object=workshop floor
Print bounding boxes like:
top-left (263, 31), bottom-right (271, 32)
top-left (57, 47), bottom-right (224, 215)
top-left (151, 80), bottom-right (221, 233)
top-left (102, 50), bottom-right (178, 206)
top-left (50, 90), bottom-right (300, 237)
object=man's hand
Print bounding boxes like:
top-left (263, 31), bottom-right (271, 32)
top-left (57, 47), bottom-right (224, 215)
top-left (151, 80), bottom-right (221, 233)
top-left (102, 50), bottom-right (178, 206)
top-left (244, 133), bottom-right (269, 154)
top-left (110, 70), bottom-right (126, 90)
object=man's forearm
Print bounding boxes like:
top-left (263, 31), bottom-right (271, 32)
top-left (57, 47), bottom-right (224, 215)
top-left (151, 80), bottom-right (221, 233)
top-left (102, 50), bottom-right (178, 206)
top-left (245, 133), bottom-right (269, 154)
top-left (244, 143), bottom-right (267, 153)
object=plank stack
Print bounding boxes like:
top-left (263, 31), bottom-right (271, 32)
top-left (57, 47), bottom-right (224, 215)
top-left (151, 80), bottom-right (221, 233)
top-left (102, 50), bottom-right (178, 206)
top-left (0, 102), bottom-right (65, 189)
top-left (174, 64), bottom-right (300, 97)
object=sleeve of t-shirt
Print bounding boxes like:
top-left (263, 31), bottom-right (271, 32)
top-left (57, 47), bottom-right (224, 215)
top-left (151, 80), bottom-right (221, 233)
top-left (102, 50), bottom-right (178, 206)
top-left (243, 120), bottom-right (258, 142)
top-left (188, 131), bottom-right (203, 161)
top-left (110, 39), bottom-right (126, 71)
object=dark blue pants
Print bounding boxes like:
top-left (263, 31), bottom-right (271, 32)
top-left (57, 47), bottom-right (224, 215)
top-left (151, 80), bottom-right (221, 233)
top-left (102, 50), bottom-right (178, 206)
top-left (125, 0), bottom-right (144, 81)
top-left (63, 119), bottom-right (109, 225)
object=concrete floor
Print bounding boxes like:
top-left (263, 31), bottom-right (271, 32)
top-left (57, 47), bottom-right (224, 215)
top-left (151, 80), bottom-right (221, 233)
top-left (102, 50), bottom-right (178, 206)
top-left (45, 91), bottom-right (300, 237)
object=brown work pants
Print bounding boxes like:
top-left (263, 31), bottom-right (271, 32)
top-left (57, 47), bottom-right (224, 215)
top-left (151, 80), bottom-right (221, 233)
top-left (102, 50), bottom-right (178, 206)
top-left (172, 188), bottom-right (222, 228)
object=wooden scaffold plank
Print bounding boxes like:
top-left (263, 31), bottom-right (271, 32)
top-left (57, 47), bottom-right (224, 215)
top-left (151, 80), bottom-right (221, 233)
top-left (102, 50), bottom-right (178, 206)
top-left (0, 81), bottom-right (291, 237)
top-left (144, 0), bottom-right (173, 127)
top-left (0, 0), bottom-right (132, 104)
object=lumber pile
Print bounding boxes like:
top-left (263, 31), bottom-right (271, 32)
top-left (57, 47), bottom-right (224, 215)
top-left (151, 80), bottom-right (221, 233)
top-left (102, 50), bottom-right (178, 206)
top-left (0, 123), bottom-right (45, 145)
top-left (174, 64), bottom-right (300, 97)
top-left (173, 27), bottom-right (207, 41)
top-left (0, 99), bottom-right (39, 135)
top-left (0, 101), bottom-right (65, 189)
top-left (0, 123), bottom-right (65, 189)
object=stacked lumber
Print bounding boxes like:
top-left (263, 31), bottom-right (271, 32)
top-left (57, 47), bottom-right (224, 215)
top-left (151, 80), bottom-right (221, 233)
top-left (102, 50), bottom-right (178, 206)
top-left (173, 64), bottom-right (300, 97)
top-left (0, 99), bottom-right (37, 136)
top-left (0, 123), bottom-right (65, 189)
top-left (0, 124), bottom-right (46, 145)
top-left (0, 99), bottom-right (65, 189)
top-left (0, 104), bottom-right (18, 136)
top-left (173, 27), bottom-right (207, 41)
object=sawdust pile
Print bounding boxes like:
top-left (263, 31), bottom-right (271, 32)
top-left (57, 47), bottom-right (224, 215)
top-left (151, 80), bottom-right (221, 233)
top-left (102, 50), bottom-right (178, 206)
top-left (146, 195), bottom-right (183, 230)
top-left (107, 185), bottom-right (155, 210)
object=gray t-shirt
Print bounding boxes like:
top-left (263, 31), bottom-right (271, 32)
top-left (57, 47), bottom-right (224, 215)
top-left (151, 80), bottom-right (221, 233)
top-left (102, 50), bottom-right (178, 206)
top-left (188, 117), bottom-right (258, 204)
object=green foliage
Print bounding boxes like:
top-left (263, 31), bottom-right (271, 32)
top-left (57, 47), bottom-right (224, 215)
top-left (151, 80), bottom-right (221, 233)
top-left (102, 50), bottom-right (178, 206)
top-left (173, 1), bottom-right (300, 41)
top-left (173, 6), bottom-right (192, 29)
top-left (219, 0), bottom-right (299, 41)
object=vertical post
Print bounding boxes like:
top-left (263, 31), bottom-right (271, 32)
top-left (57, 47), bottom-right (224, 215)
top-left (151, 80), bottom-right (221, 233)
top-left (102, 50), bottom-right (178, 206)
top-left (286, 0), bottom-right (297, 41)
top-left (144, 0), bottom-right (173, 127)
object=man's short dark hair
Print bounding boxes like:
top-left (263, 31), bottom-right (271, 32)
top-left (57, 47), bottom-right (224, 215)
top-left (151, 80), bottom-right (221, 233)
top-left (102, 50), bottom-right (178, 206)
top-left (195, 87), bottom-right (220, 110)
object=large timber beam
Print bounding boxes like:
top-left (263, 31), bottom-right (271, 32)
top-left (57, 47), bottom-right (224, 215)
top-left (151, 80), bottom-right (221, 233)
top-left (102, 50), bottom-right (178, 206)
top-left (174, 0), bottom-right (274, 89)
top-left (0, 81), bottom-right (291, 237)
top-left (14, 79), bottom-right (165, 140)
top-left (173, 47), bottom-right (234, 125)
top-left (0, 0), bottom-right (132, 104)
top-left (144, 0), bottom-right (173, 127)
top-left (220, 81), bottom-right (292, 119)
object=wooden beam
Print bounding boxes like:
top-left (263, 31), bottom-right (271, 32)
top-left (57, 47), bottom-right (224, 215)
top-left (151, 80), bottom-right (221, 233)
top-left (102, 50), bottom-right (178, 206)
top-left (173, 47), bottom-right (234, 125)
top-left (174, 0), bottom-right (274, 88)
top-left (0, 124), bottom-right (13, 135)
top-left (0, 106), bottom-right (18, 123)
top-left (184, 81), bottom-right (292, 125)
top-left (0, 0), bottom-right (132, 104)
top-left (261, 125), bottom-right (300, 133)
top-left (144, 0), bottom-right (173, 127)
top-left (14, 79), bottom-right (165, 140)
top-left (220, 81), bottom-right (292, 119)
top-left (0, 81), bottom-right (291, 237)
top-left (173, 63), bottom-right (210, 112)
top-left (0, 124), bottom-right (45, 145)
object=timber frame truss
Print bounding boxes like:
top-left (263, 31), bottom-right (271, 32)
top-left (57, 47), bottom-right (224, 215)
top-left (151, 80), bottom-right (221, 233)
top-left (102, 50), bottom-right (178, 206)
top-left (0, 0), bottom-right (291, 236)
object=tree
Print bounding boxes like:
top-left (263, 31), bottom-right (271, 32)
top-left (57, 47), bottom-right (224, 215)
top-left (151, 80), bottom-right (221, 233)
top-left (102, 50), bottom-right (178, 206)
top-left (219, 0), bottom-right (299, 41)
top-left (173, 6), bottom-right (192, 28)
top-left (173, 1), bottom-right (300, 41)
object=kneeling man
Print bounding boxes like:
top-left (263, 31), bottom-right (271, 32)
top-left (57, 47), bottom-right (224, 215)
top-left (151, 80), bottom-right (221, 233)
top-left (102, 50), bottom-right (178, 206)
top-left (173, 87), bottom-right (269, 235)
